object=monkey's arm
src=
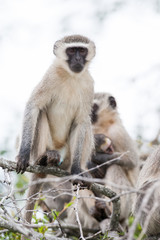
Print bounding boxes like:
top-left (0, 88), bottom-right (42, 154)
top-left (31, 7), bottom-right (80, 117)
top-left (16, 79), bottom-right (53, 173)
top-left (92, 152), bottom-right (120, 165)
top-left (16, 102), bottom-right (40, 173)
top-left (87, 152), bottom-right (120, 179)
top-left (92, 152), bottom-right (136, 169)
top-left (88, 152), bottom-right (136, 178)
top-left (115, 152), bottom-right (137, 169)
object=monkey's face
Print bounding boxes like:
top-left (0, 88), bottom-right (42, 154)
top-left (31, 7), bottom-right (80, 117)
top-left (66, 47), bottom-right (88, 73)
top-left (91, 94), bottom-right (117, 124)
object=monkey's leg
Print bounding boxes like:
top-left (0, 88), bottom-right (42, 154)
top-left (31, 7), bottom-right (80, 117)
top-left (24, 111), bottom-right (54, 223)
top-left (66, 189), bottom-right (100, 229)
top-left (69, 122), bottom-right (93, 187)
top-left (24, 173), bottom-right (44, 223)
top-left (104, 165), bottom-right (132, 223)
top-left (71, 122), bottom-right (94, 173)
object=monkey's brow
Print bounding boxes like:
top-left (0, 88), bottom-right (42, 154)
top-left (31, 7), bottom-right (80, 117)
top-left (64, 35), bottom-right (90, 44)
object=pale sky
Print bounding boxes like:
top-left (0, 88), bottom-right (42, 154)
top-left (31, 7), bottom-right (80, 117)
top-left (0, 0), bottom-right (160, 159)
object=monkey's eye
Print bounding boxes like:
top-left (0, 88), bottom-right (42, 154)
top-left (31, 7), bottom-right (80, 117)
top-left (79, 47), bottom-right (88, 56)
top-left (108, 96), bottom-right (117, 109)
top-left (66, 48), bottom-right (76, 55)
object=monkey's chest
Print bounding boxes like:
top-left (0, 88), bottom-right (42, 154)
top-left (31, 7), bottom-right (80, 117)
top-left (47, 100), bottom-right (78, 146)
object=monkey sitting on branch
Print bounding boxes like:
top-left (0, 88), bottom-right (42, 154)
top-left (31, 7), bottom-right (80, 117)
top-left (16, 34), bottom-right (96, 224)
top-left (66, 93), bottom-right (139, 231)
top-left (90, 93), bottom-right (139, 226)
top-left (91, 93), bottom-right (139, 227)
top-left (79, 92), bottom-right (139, 230)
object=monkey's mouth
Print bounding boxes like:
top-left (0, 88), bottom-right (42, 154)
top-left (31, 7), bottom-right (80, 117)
top-left (70, 64), bottom-right (83, 73)
top-left (101, 143), bottom-right (114, 155)
top-left (105, 144), bottom-right (114, 154)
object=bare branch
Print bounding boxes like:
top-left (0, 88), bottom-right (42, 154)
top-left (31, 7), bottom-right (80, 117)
top-left (0, 218), bottom-right (43, 239)
top-left (74, 184), bottom-right (85, 240)
top-left (0, 157), bottom-right (70, 177)
top-left (0, 157), bottom-right (121, 236)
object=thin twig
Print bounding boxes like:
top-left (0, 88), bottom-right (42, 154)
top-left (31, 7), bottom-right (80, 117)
top-left (74, 184), bottom-right (85, 240)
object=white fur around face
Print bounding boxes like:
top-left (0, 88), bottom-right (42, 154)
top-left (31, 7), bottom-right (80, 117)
top-left (53, 40), bottom-right (95, 62)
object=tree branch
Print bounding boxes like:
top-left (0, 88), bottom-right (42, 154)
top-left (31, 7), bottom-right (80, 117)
top-left (0, 157), bottom-right (121, 233)
top-left (0, 157), bottom-right (70, 177)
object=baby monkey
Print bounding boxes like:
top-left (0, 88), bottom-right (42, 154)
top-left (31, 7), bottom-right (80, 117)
top-left (88, 133), bottom-right (116, 179)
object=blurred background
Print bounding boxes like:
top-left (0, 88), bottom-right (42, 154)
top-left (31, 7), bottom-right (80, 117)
top-left (0, 0), bottom-right (160, 160)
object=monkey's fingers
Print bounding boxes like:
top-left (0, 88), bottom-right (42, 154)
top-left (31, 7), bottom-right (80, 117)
top-left (16, 156), bottom-right (29, 174)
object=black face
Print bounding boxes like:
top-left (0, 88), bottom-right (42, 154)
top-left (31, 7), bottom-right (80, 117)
top-left (66, 47), bottom-right (88, 73)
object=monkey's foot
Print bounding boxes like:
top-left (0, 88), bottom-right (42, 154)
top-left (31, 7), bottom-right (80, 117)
top-left (16, 154), bottom-right (29, 174)
top-left (89, 200), bottom-right (111, 221)
top-left (89, 206), bottom-right (106, 221)
top-left (95, 200), bottom-right (111, 218)
top-left (36, 150), bottom-right (61, 167)
top-left (95, 199), bottom-right (107, 210)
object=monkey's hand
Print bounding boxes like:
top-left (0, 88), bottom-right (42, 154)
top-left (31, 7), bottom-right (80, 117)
top-left (16, 153), bottom-right (30, 174)
top-left (87, 161), bottom-right (107, 179)
top-left (95, 199), bottom-right (106, 210)
top-left (36, 150), bottom-right (61, 167)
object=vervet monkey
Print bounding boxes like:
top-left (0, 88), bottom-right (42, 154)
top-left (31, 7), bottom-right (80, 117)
top-left (66, 93), bottom-right (139, 232)
top-left (16, 35), bottom-right (96, 223)
top-left (90, 92), bottom-right (139, 224)
top-left (133, 145), bottom-right (160, 236)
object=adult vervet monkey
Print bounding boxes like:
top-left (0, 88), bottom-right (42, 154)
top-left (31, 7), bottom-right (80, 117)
top-left (89, 93), bottom-right (139, 178)
top-left (16, 35), bottom-right (96, 223)
top-left (66, 93), bottom-right (139, 231)
top-left (89, 93), bottom-right (139, 225)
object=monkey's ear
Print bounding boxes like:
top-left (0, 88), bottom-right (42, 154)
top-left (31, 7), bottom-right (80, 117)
top-left (53, 40), bottom-right (61, 55)
top-left (108, 96), bottom-right (117, 109)
top-left (53, 40), bottom-right (67, 60)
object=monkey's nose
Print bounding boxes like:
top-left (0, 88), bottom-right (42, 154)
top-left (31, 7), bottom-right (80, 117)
top-left (75, 51), bottom-right (81, 61)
